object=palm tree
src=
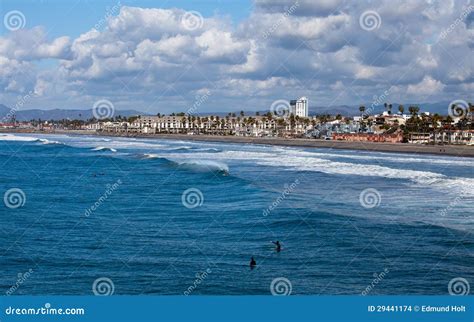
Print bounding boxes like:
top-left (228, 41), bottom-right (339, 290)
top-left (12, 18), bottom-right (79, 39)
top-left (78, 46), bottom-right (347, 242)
top-left (398, 105), bottom-right (404, 115)
top-left (408, 106), bottom-right (419, 116)
top-left (359, 105), bottom-right (366, 117)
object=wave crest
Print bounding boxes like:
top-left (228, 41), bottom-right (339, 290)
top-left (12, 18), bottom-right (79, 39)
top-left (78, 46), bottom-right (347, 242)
top-left (91, 146), bottom-right (117, 153)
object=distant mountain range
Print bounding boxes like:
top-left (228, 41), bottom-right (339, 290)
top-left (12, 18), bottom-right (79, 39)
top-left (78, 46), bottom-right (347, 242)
top-left (0, 101), bottom-right (454, 121)
top-left (0, 104), bottom-right (145, 121)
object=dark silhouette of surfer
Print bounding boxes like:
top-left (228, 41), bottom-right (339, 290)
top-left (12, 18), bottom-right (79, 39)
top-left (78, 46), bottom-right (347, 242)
top-left (250, 257), bottom-right (256, 269)
top-left (272, 241), bottom-right (281, 252)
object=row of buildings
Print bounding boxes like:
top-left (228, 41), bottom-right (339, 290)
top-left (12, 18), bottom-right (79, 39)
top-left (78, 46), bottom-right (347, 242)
top-left (2, 97), bottom-right (473, 145)
top-left (86, 109), bottom-right (473, 145)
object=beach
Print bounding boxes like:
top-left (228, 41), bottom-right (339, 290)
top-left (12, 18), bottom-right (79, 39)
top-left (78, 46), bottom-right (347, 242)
top-left (6, 129), bottom-right (473, 157)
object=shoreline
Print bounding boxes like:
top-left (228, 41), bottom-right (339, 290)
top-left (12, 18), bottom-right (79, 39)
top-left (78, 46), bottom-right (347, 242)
top-left (3, 129), bottom-right (474, 157)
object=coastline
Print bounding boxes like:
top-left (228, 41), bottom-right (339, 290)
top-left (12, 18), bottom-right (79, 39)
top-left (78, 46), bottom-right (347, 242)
top-left (3, 129), bottom-right (474, 157)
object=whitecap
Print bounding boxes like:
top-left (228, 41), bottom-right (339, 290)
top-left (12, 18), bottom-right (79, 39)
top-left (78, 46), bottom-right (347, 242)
top-left (0, 134), bottom-right (39, 142)
top-left (91, 146), bottom-right (117, 153)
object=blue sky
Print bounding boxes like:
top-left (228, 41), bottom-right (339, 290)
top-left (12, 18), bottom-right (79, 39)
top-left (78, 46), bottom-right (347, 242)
top-left (0, 0), bottom-right (473, 113)
top-left (1, 0), bottom-right (253, 38)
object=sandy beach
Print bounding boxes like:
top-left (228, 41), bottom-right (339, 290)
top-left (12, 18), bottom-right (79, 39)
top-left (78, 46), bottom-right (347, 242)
top-left (4, 129), bottom-right (474, 157)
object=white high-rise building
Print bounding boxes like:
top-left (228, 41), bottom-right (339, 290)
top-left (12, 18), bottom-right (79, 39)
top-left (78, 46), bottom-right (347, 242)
top-left (290, 97), bottom-right (308, 117)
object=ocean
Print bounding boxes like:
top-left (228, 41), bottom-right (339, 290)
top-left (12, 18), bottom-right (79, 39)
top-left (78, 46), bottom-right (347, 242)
top-left (0, 133), bottom-right (472, 295)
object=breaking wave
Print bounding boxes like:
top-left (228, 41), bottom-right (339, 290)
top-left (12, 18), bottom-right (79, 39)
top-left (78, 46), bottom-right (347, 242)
top-left (37, 138), bottom-right (63, 145)
top-left (0, 134), bottom-right (39, 142)
top-left (138, 153), bottom-right (229, 175)
top-left (91, 146), bottom-right (117, 153)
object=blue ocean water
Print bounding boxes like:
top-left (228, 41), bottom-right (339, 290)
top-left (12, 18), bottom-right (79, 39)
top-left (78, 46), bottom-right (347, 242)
top-left (0, 133), bottom-right (472, 295)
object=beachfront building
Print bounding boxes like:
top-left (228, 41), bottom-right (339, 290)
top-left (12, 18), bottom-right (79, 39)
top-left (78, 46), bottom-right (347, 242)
top-left (290, 97), bottom-right (308, 118)
top-left (102, 115), bottom-right (280, 137)
top-left (333, 132), bottom-right (403, 143)
top-left (409, 130), bottom-right (474, 145)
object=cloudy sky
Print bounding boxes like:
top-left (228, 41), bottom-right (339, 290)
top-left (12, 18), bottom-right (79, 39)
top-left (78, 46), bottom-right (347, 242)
top-left (0, 0), bottom-right (473, 113)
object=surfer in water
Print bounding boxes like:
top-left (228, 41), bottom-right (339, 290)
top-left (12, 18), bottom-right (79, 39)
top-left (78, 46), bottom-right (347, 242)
top-left (272, 241), bottom-right (282, 252)
top-left (250, 257), bottom-right (256, 269)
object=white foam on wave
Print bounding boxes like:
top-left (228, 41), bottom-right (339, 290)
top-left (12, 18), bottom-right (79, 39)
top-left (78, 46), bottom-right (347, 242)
top-left (139, 153), bottom-right (229, 173)
top-left (0, 134), bottom-right (39, 142)
top-left (176, 159), bottom-right (229, 174)
top-left (159, 148), bottom-right (473, 197)
top-left (165, 146), bottom-right (193, 151)
top-left (91, 146), bottom-right (117, 153)
top-left (282, 149), bottom-right (474, 167)
top-left (38, 138), bottom-right (63, 145)
top-left (141, 153), bottom-right (160, 159)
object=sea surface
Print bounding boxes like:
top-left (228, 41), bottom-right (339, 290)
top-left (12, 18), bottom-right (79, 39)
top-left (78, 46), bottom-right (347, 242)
top-left (0, 133), bottom-right (472, 295)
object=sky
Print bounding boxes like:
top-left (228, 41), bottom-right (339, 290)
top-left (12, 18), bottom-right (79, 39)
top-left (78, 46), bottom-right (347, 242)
top-left (0, 0), bottom-right (473, 114)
